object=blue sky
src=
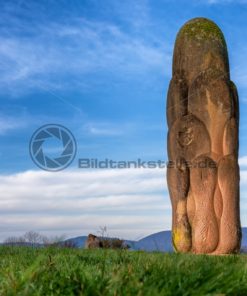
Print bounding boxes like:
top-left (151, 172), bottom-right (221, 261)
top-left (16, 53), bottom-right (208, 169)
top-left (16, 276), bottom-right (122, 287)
top-left (0, 0), bottom-right (247, 241)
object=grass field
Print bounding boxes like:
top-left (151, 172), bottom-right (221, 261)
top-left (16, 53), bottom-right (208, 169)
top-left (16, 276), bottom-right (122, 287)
top-left (1, 246), bottom-right (247, 295)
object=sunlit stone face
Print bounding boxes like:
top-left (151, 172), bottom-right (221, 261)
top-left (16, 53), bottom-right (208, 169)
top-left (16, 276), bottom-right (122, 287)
top-left (167, 17), bottom-right (241, 254)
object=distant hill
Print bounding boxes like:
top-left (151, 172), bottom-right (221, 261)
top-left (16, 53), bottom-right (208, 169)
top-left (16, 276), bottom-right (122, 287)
top-left (241, 227), bottom-right (247, 252)
top-left (131, 231), bottom-right (172, 252)
top-left (65, 227), bottom-right (247, 252)
top-left (4, 228), bottom-right (246, 252)
top-left (65, 236), bottom-right (88, 248)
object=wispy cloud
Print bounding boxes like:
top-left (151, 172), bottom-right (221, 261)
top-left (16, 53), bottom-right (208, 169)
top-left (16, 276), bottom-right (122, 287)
top-left (202, 0), bottom-right (247, 4)
top-left (0, 117), bottom-right (25, 135)
top-left (82, 121), bottom-right (134, 136)
top-left (0, 9), bottom-right (171, 96)
top-left (0, 112), bottom-right (32, 135)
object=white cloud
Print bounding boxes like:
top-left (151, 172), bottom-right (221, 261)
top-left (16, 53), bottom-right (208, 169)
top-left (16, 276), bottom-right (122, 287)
top-left (0, 168), bottom-right (168, 241)
top-left (239, 156), bottom-right (247, 167)
top-left (1, 164), bottom-right (247, 242)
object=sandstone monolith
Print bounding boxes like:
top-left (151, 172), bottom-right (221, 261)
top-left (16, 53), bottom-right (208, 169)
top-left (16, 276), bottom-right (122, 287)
top-left (167, 17), bottom-right (241, 254)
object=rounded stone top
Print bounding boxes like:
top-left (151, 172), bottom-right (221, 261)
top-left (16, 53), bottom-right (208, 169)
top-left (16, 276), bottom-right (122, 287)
top-left (176, 17), bottom-right (226, 47)
top-left (172, 17), bottom-right (229, 84)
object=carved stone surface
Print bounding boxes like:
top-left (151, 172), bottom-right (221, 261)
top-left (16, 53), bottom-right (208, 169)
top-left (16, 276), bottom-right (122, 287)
top-left (167, 18), bottom-right (241, 254)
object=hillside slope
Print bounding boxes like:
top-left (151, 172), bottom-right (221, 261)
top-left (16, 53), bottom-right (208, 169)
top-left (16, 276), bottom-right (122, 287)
top-left (66, 227), bottom-right (247, 252)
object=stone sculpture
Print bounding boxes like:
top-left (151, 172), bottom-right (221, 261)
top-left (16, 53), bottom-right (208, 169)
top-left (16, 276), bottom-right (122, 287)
top-left (167, 17), bottom-right (241, 254)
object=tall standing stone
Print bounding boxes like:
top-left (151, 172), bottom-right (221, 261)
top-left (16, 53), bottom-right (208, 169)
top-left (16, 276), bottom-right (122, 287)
top-left (167, 18), bottom-right (241, 254)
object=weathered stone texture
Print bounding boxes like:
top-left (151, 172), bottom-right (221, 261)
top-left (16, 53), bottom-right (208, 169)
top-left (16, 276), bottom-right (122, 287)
top-left (167, 18), bottom-right (241, 254)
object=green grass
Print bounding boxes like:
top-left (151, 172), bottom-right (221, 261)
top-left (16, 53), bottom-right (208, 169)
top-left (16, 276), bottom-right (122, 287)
top-left (1, 247), bottom-right (247, 295)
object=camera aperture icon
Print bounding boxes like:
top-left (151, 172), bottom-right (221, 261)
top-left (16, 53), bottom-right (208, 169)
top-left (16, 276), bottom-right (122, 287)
top-left (30, 124), bottom-right (77, 171)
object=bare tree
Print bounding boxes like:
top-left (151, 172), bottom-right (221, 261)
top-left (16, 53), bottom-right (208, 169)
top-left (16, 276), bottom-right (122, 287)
top-left (97, 226), bottom-right (108, 239)
top-left (23, 231), bottom-right (43, 246)
top-left (3, 236), bottom-right (26, 245)
top-left (3, 231), bottom-right (70, 248)
top-left (41, 234), bottom-right (67, 247)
